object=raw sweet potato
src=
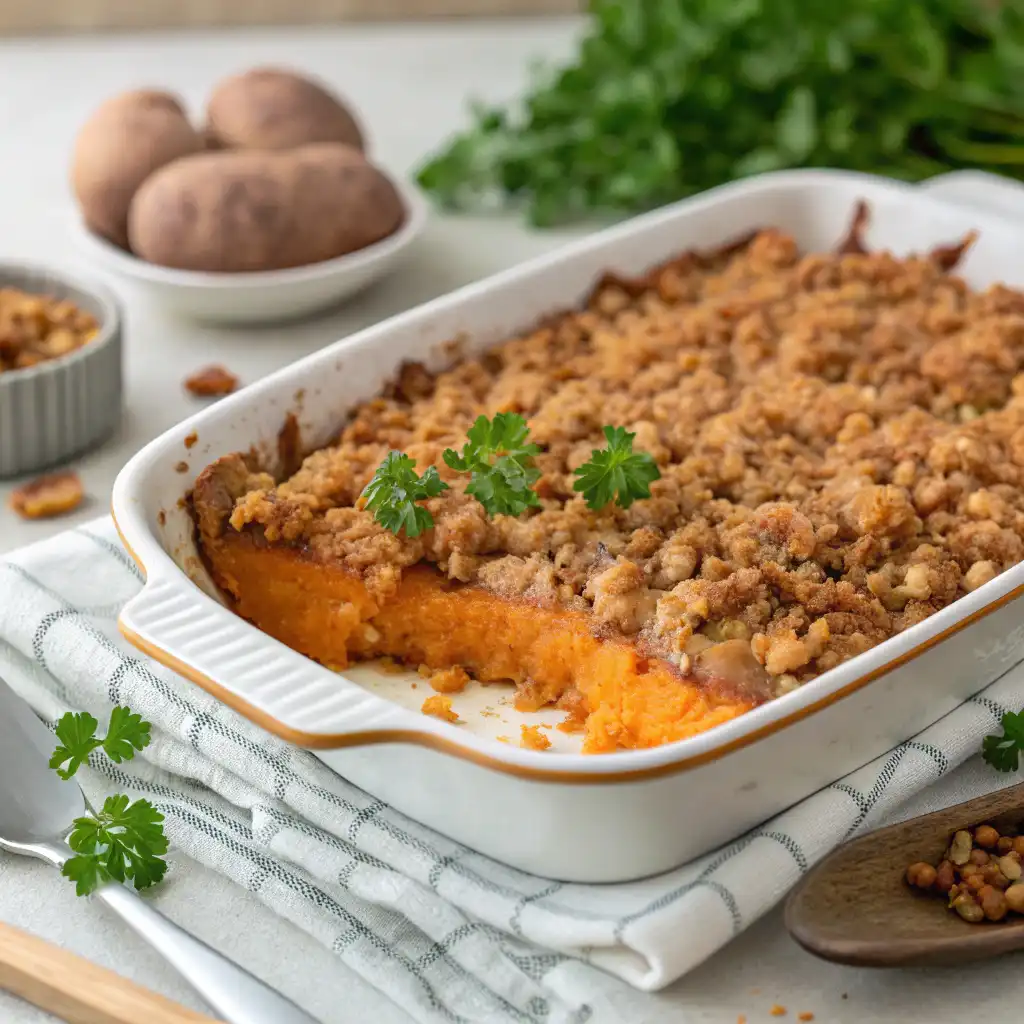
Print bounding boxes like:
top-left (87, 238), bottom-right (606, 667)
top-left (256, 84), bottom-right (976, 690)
top-left (127, 143), bottom-right (403, 273)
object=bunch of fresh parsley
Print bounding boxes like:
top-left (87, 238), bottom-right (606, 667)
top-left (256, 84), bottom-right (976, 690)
top-left (361, 414), bottom-right (661, 536)
top-left (417, 0), bottom-right (1024, 225)
top-left (50, 707), bottom-right (169, 896)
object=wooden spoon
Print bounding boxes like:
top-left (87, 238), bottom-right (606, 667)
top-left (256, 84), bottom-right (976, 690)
top-left (0, 920), bottom-right (222, 1024)
top-left (785, 782), bottom-right (1024, 968)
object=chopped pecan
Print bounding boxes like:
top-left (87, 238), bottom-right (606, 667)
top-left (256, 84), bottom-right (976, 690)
top-left (9, 471), bottom-right (85, 519)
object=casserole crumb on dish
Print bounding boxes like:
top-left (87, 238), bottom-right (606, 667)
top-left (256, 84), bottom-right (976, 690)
top-left (192, 201), bottom-right (1024, 753)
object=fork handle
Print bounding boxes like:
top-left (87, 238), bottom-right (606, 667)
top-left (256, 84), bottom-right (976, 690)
top-left (0, 920), bottom-right (218, 1024)
top-left (33, 839), bottom-right (320, 1024)
top-left (93, 881), bottom-right (321, 1024)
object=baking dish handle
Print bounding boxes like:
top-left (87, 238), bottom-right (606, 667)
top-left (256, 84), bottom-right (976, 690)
top-left (118, 574), bottom-right (416, 745)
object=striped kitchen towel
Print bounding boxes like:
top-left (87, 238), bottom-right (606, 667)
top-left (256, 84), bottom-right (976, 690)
top-left (0, 518), bottom-right (1021, 1024)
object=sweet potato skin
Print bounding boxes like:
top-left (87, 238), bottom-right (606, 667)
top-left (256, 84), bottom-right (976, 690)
top-left (204, 67), bottom-right (365, 153)
top-left (71, 89), bottom-right (203, 249)
top-left (127, 143), bottom-right (404, 272)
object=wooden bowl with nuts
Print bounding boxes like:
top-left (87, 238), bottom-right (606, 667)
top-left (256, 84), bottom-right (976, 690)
top-left (785, 783), bottom-right (1024, 967)
top-left (0, 264), bottom-right (122, 478)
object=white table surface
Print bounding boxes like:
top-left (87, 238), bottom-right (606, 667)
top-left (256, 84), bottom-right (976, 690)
top-left (0, 18), bottom-right (1020, 1024)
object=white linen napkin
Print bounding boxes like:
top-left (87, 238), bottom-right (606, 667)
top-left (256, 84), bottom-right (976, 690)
top-left (0, 518), bottom-right (1021, 1024)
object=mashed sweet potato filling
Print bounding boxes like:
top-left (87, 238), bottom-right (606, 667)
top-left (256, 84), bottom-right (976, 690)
top-left (203, 535), bottom-right (751, 752)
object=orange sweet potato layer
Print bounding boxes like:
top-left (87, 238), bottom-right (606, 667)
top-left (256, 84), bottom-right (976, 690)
top-left (206, 538), bottom-right (752, 752)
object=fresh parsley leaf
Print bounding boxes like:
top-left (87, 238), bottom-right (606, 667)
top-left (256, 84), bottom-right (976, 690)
top-left (62, 795), bottom-right (169, 896)
top-left (61, 852), bottom-right (106, 898)
top-left (50, 707), bottom-right (152, 779)
top-left (361, 451), bottom-right (449, 538)
top-left (102, 706), bottom-right (152, 764)
top-left (443, 413), bottom-right (542, 518)
top-left (443, 412), bottom-right (540, 472)
top-left (466, 454), bottom-right (541, 518)
top-left (982, 709), bottom-right (1024, 773)
top-left (49, 712), bottom-right (102, 780)
top-left (573, 426), bottom-right (661, 511)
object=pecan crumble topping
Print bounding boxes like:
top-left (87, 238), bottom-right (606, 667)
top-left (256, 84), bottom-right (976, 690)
top-left (198, 206), bottom-right (1024, 699)
top-left (0, 289), bottom-right (98, 374)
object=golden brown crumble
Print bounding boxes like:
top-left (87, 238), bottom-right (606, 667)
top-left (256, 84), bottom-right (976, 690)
top-left (0, 289), bottom-right (98, 373)
top-left (199, 204), bottom-right (1024, 700)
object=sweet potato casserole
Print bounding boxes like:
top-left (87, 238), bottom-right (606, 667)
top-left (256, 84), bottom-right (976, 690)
top-left (193, 203), bottom-right (1024, 753)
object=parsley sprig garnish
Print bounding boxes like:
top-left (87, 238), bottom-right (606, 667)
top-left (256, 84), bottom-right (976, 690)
top-left (443, 413), bottom-right (542, 518)
top-left (360, 451), bottom-right (449, 538)
top-left (49, 706), bottom-right (168, 897)
top-left (363, 416), bottom-right (660, 534)
top-left (982, 709), bottom-right (1024, 773)
top-left (573, 426), bottom-right (661, 510)
top-left (63, 795), bottom-right (169, 896)
top-left (50, 707), bottom-right (151, 780)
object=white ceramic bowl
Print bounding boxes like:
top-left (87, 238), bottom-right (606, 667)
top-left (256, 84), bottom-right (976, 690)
top-left (70, 179), bottom-right (428, 325)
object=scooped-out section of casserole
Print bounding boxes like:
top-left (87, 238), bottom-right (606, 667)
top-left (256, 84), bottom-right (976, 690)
top-left (192, 202), bottom-right (1024, 753)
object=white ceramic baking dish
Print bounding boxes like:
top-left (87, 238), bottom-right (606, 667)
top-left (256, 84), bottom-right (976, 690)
top-left (112, 169), bottom-right (1024, 883)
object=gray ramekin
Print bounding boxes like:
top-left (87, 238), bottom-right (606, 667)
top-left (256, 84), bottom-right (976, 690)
top-left (0, 263), bottom-right (122, 478)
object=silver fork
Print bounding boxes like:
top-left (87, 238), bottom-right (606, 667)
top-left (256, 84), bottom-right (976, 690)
top-left (0, 675), bottom-right (320, 1024)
